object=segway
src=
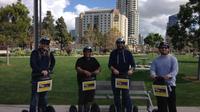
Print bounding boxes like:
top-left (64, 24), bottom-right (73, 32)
top-left (69, 105), bottom-right (78, 112)
top-left (132, 105), bottom-right (138, 112)
top-left (151, 76), bottom-right (171, 112)
top-left (21, 110), bottom-right (28, 112)
top-left (46, 105), bottom-right (56, 112)
top-left (109, 104), bottom-right (116, 112)
top-left (152, 109), bottom-right (158, 112)
top-left (70, 75), bottom-right (100, 112)
top-left (22, 77), bottom-right (55, 112)
top-left (90, 103), bottom-right (100, 112)
top-left (21, 105), bottom-right (55, 112)
top-left (110, 73), bottom-right (138, 112)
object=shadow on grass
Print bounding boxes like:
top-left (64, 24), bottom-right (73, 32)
top-left (0, 60), bottom-right (6, 65)
top-left (176, 73), bottom-right (193, 83)
top-left (0, 60), bottom-right (4, 63)
top-left (178, 60), bottom-right (198, 63)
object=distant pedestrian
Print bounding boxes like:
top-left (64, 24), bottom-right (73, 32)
top-left (29, 37), bottom-right (55, 112)
top-left (150, 42), bottom-right (178, 112)
top-left (75, 46), bottom-right (101, 112)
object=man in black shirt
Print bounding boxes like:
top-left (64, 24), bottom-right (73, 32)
top-left (29, 37), bottom-right (55, 112)
top-left (75, 46), bottom-right (101, 112)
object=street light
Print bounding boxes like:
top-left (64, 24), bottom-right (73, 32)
top-left (34, 0), bottom-right (42, 49)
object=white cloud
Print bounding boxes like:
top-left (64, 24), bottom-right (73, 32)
top-left (139, 0), bottom-right (189, 37)
top-left (1, 0), bottom-right (189, 37)
top-left (74, 4), bottom-right (90, 15)
top-left (0, 0), bottom-right (17, 7)
top-left (0, 0), bottom-right (91, 31)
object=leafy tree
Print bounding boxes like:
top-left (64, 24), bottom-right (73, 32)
top-left (104, 28), bottom-right (121, 50)
top-left (0, 0), bottom-right (31, 47)
top-left (167, 0), bottom-right (200, 80)
top-left (42, 11), bottom-right (55, 39)
top-left (144, 33), bottom-right (164, 48)
top-left (55, 16), bottom-right (71, 50)
top-left (81, 25), bottom-right (95, 45)
top-left (81, 25), bottom-right (104, 51)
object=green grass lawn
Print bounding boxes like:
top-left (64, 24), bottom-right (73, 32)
top-left (0, 54), bottom-right (199, 106)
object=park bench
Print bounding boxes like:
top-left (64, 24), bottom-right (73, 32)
top-left (0, 46), bottom-right (10, 65)
top-left (95, 81), bottom-right (154, 112)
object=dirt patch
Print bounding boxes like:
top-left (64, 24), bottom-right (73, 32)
top-left (182, 76), bottom-right (200, 83)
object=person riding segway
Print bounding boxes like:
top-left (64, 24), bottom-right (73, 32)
top-left (74, 46), bottom-right (101, 112)
top-left (108, 37), bottom-right (137, 112)
top-left (23, 37), bottom-right (56, 112)
top-left (150, 42), bottom-right (178, 112)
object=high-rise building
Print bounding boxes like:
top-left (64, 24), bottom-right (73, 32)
top-left (116, 0), bottom-right (139, 45)
top-left (166, 14), bottom-right (178, 42)
top-left (167, 14), bottom-right (178, 28)
top-left (75, 9), bottom-right (128, 44)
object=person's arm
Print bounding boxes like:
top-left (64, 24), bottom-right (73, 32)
top-left (93, 67), bottom-right (101, 75)
top-left (92, 58), bottom-right (101, 75)
top-left (108, 51), bottom-right (114, 68)
top-left (108, 51), bottom-right (119, 75)
top-left (30, 50), bottom-right (42, 73)
top-left (150, 60), bottom-right (157, 80)
top-left (75, 58), bottom-right (92, 77)
top-left (128, 52), bottom-right (135, 76)
top-left (110, 66), bottom-right (119, 75)
top-left (49, 52), bottom-right (55, 73)
top-left (76, 67), bottom-right (92, 77)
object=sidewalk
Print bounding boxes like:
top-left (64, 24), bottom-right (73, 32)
top-left (0, 105), bottom-right (200, 112)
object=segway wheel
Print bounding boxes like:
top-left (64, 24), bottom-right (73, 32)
top-left (90, 103), bottom-right (100, 112)
top-left (132, 105), bottom-right (138, 112)
top-left (46, 105), bottom-right (55, 112)
top-left (152, 109), bottom-right (158, 112)
top-left (69, 105), bottom-right (77, 112)
top-left (109, 104), bottom-right (116, 112)
top-left (21, 109), bottom-right (28, 112)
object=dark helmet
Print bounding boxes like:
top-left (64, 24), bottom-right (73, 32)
top-left (40, 37), bottom-right (50, 45)
top-left (83, 46), bottom-right (92, 52)
top-left (158, 42), bottom-right (169, 49)
top-left (116, 37), bottom-right (125, 44)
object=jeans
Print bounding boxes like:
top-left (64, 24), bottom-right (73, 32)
top-left (156, 86), bottom-right (177, 112)
top-left (111, 77), bottom-right (132, 112)
top-left (29, 82), bottom-right (48, 112)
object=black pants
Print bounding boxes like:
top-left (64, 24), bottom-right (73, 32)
top-left (78, 83), bottom-right (95, 112)
top-left (156, 86), bottom-right (177, 112)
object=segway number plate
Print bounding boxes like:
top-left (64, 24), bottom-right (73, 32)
top-left (82, 80), bottom-right (96, 91)
top-left (152, 85), bottom-right (169, 97)
top-left (37, 79), bottom-right (52, 92)
top-left (115, 78), bottom-right (129, 89)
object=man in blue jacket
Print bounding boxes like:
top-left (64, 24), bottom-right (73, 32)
top-left (29, 37), bottom-right (55, 112)
top-left (150, 42), bottom-right (178, 112)
top-left (108, 37), bottom-right (135, 112)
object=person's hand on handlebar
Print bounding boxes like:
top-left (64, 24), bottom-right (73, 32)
top-left (128, 69), bottom-right (133, 76)
top-left (163, 74), bottom-right (172, 80)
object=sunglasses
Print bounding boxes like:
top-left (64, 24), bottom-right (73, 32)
top-left (116, 42), bottom-right (125, 44)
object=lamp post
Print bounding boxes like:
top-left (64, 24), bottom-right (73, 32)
top-left (34, 0), bottom-right (39, 49)
top-left (34, 0), bottom-right (42, 49)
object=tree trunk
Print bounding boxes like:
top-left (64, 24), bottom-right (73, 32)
top-left (6, 45), bottom-right (10, 65)
top-left (198, 42), bottom-right (200, 80)
top-left (198, 54), bottom-right (200, 80)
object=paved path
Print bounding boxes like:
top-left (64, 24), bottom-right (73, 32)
top-left (0, 105), bottom-right (200, 112)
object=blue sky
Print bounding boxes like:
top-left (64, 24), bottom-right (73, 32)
top-left (1, 0), bottom-right (188, 37)
top-left (65, 0), bottom-right (115, 12)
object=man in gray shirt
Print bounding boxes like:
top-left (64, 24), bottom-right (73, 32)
top-left (150, 42), bottom-right (178, 112)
